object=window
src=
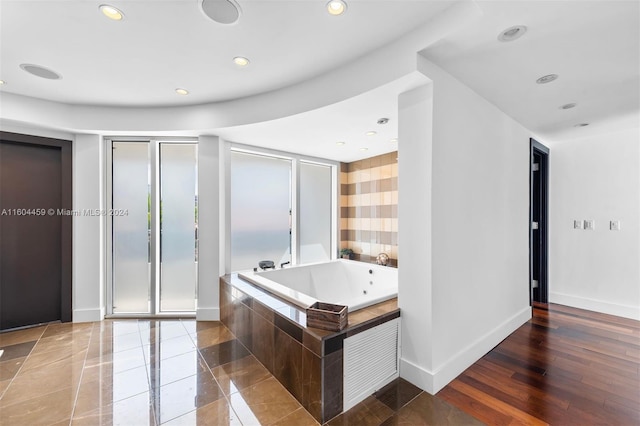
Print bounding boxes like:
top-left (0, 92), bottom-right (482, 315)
top-left (229, 148), bottom-right (337, 271)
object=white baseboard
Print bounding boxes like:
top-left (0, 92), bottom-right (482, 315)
top-left (196, 307), bottom-right (220, 321)
top-left (550, 292), bottom-right (640, 321)
top-left (400, 306), bottom-right (531, 394)
top-left (73, 307), bottom-right (105, 323)
top-left (400, 357), bottom-right (434, 393)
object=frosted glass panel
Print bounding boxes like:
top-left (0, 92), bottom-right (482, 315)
top-left (299, 162), bottom-right (332, 264)
top-left (160, 144), bottom-right (197, 312)
top-left (112, 142), bottom-right (150, 313)
top-left (231, 151), bottom-right (291, 271)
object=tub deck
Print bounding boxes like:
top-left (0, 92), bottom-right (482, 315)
top-left (220, 273), bottom-right (400, 423)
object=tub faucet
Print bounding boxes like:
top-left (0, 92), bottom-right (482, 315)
top-left (376, 253), bottom-right (390, 266)
top-left (280, 261), bottom-right (290, 268)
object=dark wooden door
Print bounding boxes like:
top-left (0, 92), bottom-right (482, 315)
top-left (530, 138), bottom-right (549, 304)
top-left (0, 132), bottom-right (72, 331)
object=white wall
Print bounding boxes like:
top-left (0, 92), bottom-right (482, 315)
top-left (398, 56), bottom-right (532, 394)
top-left (549, 128), bottom-right (640, 320)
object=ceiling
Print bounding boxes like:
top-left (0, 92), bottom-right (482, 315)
top-left (217, 74), bottom-right (427, 162)
top-left (0, 0), bottom-right (451, 106)
top-left (422, 0), bottom-right (640, 144)
top-left (0, 1), bottom-right (638, 161)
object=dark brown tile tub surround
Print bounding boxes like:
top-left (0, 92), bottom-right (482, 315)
top-left (220, 274), bottom-right (400, 423)
top-left (340, 152), bottom-right (398, 266)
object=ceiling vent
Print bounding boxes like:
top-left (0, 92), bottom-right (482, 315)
top-left (536, 74), bottom-right (558, 84)
top-left (498, 25), bottom-right (527, 42)
top-left (201, 0), bottom-right (241, 25)
top-left (20, 64), bottom-right (62, 80)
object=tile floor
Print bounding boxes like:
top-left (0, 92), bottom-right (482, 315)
top-left (0, 320), bottom-right (481, 425)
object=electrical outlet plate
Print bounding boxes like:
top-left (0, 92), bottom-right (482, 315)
top-left (584, 219), bottom-right (595, 230)
top-left (574, 220), bottom-right (583, 230)
top-left (610, 220), bottom-right (621, 231)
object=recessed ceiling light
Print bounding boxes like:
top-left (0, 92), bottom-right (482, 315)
top-left (560, 103), bottom-right (577, 110)
top-left (365, 131), bottom-right (377, 136)
top-left (336, 141), bottom-right (346, 146)
top-left (20, 64), bottom-right (62, 80)
top-left (536, 74), bottom-right (558, 84)
top-left (99, 4), bottom-right (124, 21)
top-left (233, 56), bottom-right (250, 67)
top-left (360, 147), bottom-right (368, 152)
top-left (574, 123), bottom-right (589, 127)
top-left (201, 0), bottom-right (241, 25)
top-left (390, 138), bottom-right (398, 143)
top-left (327, 0), bottom-right (347, 16)
top-left (0, 80), bottom-right (5, 85)
top-left (498, 25), bottom-right (527, 42)
top-left (175, 88), bottom-right (189, 95)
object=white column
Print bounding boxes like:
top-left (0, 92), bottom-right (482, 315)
top-left (197, 135), bottom-right (224, 320)
top-left (397, 84), bottom-right (435, 391)
top-left (73, 134), bottom-right (105, 322)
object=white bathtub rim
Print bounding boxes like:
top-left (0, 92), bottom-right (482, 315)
top-left (238, 270), bottom-right (318, 309)
top-left (237, 259), bottom-right (398, 312)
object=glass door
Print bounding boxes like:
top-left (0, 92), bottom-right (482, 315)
top-left (110, 140), bottom-right (197, 316)
top-left (159, 143), bottom-right (197, 312)
top-left (112, 142), bottom-right (151, 314)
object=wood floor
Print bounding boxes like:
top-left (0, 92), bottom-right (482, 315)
top-left (438, 303), bottom-right (640, 425)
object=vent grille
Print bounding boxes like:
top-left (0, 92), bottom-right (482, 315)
top-left (343, 318), bottom-right (399, 411)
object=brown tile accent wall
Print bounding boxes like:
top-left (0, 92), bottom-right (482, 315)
top-left (340, 151), bottom-right (398, 267)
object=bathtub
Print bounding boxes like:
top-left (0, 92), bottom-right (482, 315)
top-left (237, 259), bottom-right (397, 311)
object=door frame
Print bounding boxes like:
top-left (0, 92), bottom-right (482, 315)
top-left (0, 131), bottom-right (72, 324)
top-left (529, 138), bottom-right (549, 305)
top-left (105, 137), bottom-right (199, 317)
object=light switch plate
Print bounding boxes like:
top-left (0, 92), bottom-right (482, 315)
top-left (584, 219), bottom-right (595, 230)
top-left (574, 220), bottom-right (583, 230)
top-left (610, 220), bottom-right (621, 231)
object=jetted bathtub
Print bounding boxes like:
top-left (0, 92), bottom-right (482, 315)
top-left (238, 259), bottom-right (397, 311)
top-left (236, 259), bottom-right (400, 415)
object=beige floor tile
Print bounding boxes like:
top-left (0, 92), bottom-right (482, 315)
top-left (230, 377), bottom-right (301, 425)
top-left (0, 326), bottom-right (46, 347)
top-left (73, 391), bottom-right (155, 426)
top-left (0, 356), bottom-right (26, 381)
top-left (153, 371), bottom-right (225, 424)
top-left (184, 320), bottom-right (222, 335)
top-left (30, 333), bottom-right (91, 355)
top-left (41, 322), bottom-right (93, 339)
top-left (212, 355), bottom-right (271, 396)
top-left (73, 375), bottom-right (115, 417)
top-left (191, 325), bottom-right (235, 349)
top-left (0, 386), bottom-right (76, 425)
top-left (0, 357), bottom-right (85, 407)
top-left (147, 350), bottom-right (209, 390)
top-left (0, 378), bottom-right (11, 398)
top-left (162, 397), bottom-right (242, 426)
top-left (20, 347), bottom-right (87, 372)
top-left (271, 407), bottom-right (320, 426)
